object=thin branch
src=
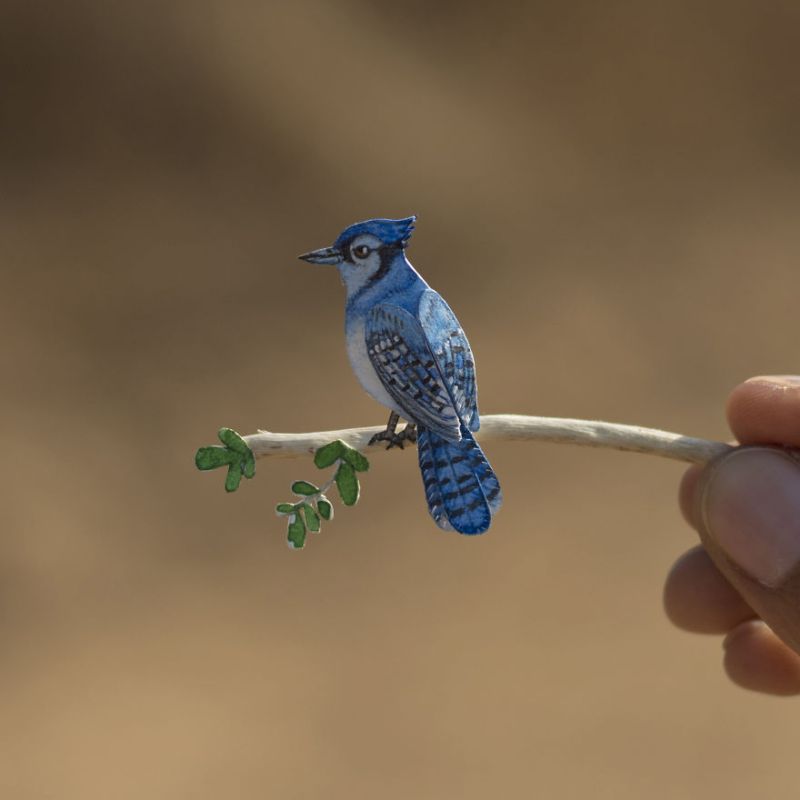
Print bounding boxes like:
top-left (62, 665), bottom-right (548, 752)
top-left (245, 414), bottom-right (733, 465)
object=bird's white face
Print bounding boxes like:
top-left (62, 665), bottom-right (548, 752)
top-left (337, 234), bottom-right (386, 296)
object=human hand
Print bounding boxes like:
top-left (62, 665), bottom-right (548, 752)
top-left (665, 376), bottom-right (800, 695)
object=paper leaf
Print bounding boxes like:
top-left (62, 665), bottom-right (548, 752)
top-left (291, 480), bottom-right (320, 496)
top-left (287, 515), bottom-right (306, 549)
top-left (341, 446), bottom-right (369, 473)
top-left (335, 462), bottom-right (359, 506)
top-left (225, 463), bottom-right (242, 492)
top-left (302, 503), bottom-right (321, 532)
top-left (314, 440), bottom-right (346, 469)
top-left (218, 427), bottom-right (250, 455)
top-left (317, 498), bottom-right (333, 521)
top-left (195, 446), bottom-right (235, 470)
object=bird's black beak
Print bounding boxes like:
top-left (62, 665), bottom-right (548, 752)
top-left (298, 246), bottom-right (342, 265)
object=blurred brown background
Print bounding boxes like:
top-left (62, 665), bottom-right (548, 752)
top-left (3, 1), bottom-right (800, 797)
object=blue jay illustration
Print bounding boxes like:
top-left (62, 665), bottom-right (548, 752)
top-left (299, 216), bottom-right (501, 534)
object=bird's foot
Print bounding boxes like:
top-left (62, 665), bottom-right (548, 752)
top-left (369, 423), bottom-right (417, 450)
top-left (397, 423), bottom-right (417, 446)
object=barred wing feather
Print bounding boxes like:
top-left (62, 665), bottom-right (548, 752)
top-left (365, 304), bottom-right (461, 441)
top-left (417, 291), bottom-right (479, 431)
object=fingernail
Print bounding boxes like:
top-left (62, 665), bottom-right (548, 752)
top-left (747, 375), bottom-right (800, 387)
top-left (700, 448), bottom-right (800, 587)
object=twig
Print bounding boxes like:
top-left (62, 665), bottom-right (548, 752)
top-left (246, 414), bottom-right (733, 465)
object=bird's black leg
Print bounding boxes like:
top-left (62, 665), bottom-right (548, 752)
top-left (369, 412), bottom-right (417, 450)
top-left (369, 411), bottom-right (400, 449)
top-left (398, 423), bottom-right (417, 445)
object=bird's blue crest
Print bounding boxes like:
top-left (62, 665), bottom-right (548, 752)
top-left (333, 216), bottom-right (417, 250)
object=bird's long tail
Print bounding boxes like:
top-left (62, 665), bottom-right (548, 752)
top-left (417, 423), bottom-right (502, 534)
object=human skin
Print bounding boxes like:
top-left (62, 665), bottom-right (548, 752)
top-left (665, 376), bottom-right (800, 695)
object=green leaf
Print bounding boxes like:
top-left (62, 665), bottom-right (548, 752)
top-left (291, 480), bottom-right (320, 496)
top-left (276, 503), bottom-right (296, 514)
top-left (225, 463), bottom-right (242, 492)
top-left (196, 428), bottom-right (255, 493)
top-left (287, 515), bottom-right (306, 549)
top-left (242, 450), bottom-right (256, 479)
top-left (302, 503), bottom-right (321, 532)
top-left (341, 445), bottom-right (370, 473)
top-left (195, 446), bottom-right (235, 470)
top-left (217, 427), bottom-right (249, 454)
top-left (314, 440), bottom-right (346, 469)
top-left (335, 462), bottom-right (359, 506)
top-left (317, 498), bottom-right (333, 521)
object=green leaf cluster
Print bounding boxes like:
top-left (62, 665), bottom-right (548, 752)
top-left (276, 439), bottom-right (369, 549)
top-left (277, 495), bottom-right (333, 549)
top-left (195, 428), bottom-right (255, 492)
top-left (195, 428), bottom-right (369, 550)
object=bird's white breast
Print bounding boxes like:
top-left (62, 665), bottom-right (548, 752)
top-left (345, 317), bottom-right (404, 414)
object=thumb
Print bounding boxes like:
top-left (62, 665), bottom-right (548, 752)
top-left (698, 446), bottom-right (800, 654)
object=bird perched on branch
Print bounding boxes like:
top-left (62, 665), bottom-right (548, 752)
top-left (300, 216), bottom-right (501, 534)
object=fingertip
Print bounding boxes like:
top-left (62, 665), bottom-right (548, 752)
top-left (723, 620), bottom-right (800, 696)
top-left (664, 546), bottom-right (754, 633)
top-left (727, 376), bottom-right (800, 447)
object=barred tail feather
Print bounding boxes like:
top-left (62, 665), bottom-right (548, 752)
top-left (417, 424), bottom-right (502, 535)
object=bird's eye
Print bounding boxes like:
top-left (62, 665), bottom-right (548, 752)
top-left (352, 244), bottom-right (371, 260)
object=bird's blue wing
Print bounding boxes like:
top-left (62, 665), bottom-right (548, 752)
top-left (365, 304), bottom-right (462, 441)
top-left (417, 290), bottom-right (479, 431)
